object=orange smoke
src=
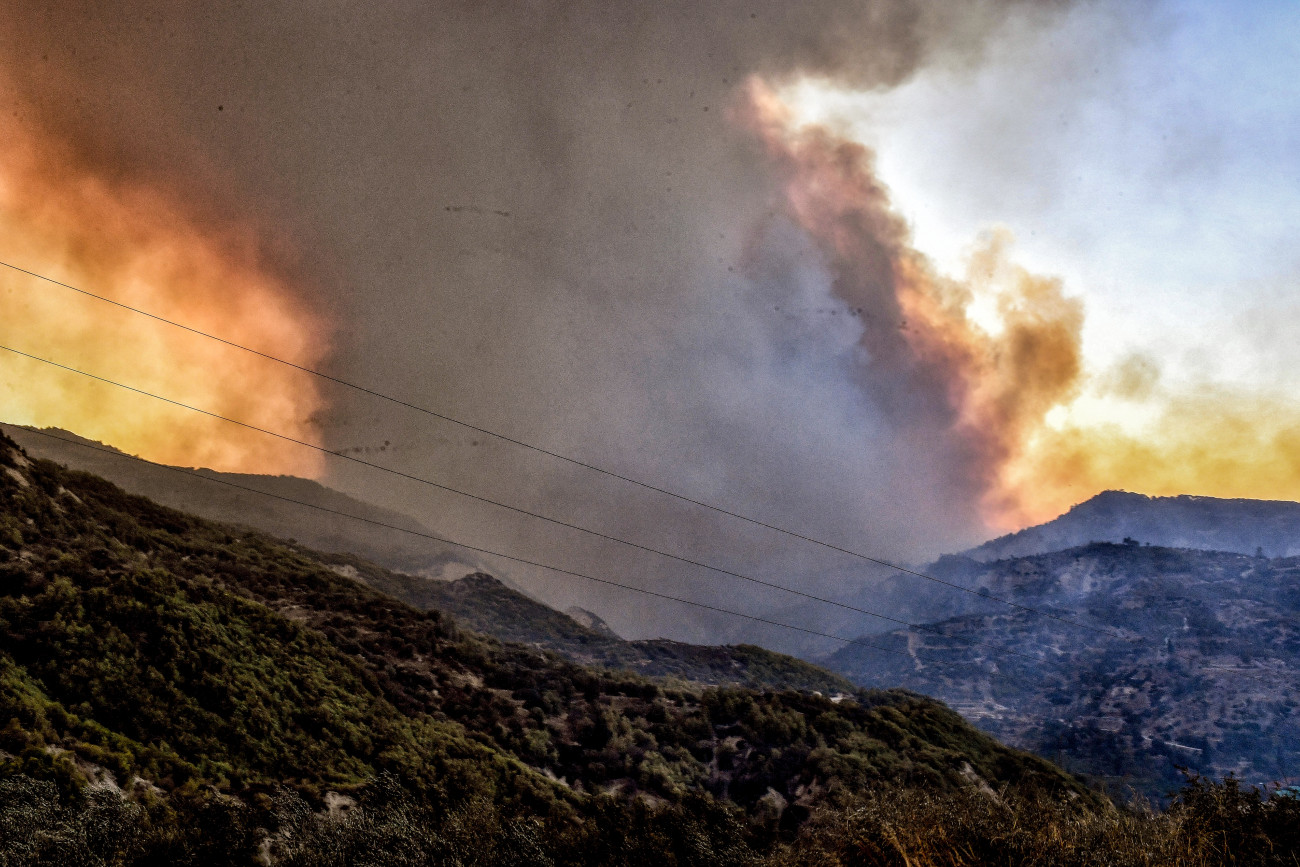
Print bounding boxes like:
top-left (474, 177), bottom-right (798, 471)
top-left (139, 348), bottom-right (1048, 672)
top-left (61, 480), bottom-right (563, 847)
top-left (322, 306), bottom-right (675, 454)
top-left (740, 78), bottom-right (1085, 529)
top-left (0, 102), bottom-right (328, 475)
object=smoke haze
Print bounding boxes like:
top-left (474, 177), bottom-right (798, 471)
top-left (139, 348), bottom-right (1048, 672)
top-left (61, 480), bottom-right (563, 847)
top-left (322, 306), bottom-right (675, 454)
top-left (6, 1), bottom-right (1297, 643)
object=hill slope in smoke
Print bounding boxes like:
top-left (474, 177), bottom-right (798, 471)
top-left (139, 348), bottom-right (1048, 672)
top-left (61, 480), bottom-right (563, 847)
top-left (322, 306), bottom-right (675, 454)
top-left (968, 489), bottom-right (1300, 561)
top-left (822, 542), bottom-right (1300, 801)
top-left (325, 553), bottom-right (855, 692)
top-left (3, 423), bottom-right (857, 692)
top-left (0, 424), bottom-right (481, 578)
top-left (0, 429), bottom-right (1103, 862)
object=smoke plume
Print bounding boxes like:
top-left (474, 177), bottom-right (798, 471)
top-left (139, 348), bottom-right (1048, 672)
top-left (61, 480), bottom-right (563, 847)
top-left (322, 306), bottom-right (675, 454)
top-left (741, 79), bottom-right (1085, 530)
top-left (0, 0), bottom-right (1174, 643)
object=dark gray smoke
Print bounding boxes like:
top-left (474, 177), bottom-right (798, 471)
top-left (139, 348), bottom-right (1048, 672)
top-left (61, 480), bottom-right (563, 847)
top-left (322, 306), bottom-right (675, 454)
top-left (0, 0), bottom-right (1072, 645)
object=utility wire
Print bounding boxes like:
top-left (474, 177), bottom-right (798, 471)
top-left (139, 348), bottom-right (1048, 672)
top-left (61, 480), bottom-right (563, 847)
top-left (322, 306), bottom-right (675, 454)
top-left (7, 424), bottom-right (1031, 685)
top-left (0, 260), bottom-right (1126, 640)
top-left (0, 342), bottom-right (1053, 660)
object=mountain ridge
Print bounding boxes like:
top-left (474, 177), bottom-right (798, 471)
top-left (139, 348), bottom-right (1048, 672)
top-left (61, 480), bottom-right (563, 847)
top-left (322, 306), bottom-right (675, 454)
top-left (969, 489), bottom-right (1300, 562)
top-left (0, 423), bottom-right (483, 579)
top-left (319, 553), bottom-right (858, 693)
top-left (2, 423), bottom-right (866, 693)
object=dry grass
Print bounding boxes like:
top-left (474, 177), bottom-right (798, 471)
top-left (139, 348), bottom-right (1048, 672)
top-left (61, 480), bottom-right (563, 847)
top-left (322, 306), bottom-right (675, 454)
top-left (766, 777), bottom-right (1300, 867)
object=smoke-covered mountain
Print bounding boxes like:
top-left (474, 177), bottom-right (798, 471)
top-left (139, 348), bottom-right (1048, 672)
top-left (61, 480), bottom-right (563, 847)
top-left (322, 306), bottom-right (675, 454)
top-left (316, 552), bottom-right (855, 693)
top-left (968, 490), bottom-right (1300, 561)
top-left (822, 542), bottom-right (1300, 800)
top-left (763, 490), bottom-right (1300, 660)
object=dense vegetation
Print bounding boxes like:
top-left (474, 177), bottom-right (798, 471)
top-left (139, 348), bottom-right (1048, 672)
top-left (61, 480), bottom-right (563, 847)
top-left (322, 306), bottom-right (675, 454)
top-left (4, 423), bottom-right (904, 694)
top-left (3, 431), bottom-right (1295, 864)
top-left (0, 422), bottom-right (475, 580)
top-left (775, 774), bottom-right (1300, 866)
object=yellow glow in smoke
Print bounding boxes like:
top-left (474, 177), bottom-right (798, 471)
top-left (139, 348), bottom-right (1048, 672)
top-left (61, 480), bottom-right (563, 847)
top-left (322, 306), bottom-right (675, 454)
top-left (0, 110), bottom-right (328, 475)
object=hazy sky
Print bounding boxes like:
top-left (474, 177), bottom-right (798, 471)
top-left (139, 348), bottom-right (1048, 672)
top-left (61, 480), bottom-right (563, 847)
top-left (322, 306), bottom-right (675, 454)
top-left (790, 0), bottom-right (1300, 392)
top-left (2, 1), bottom-right (1299, 643)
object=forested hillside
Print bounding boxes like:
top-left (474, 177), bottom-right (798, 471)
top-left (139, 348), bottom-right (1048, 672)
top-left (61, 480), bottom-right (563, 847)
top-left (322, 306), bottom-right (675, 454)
top-left (0, 423), bottom-right (482, 579)
top-left (326, 553), bottom-right (858, 692)
top-left (5, 423), bottom-right (871, 692)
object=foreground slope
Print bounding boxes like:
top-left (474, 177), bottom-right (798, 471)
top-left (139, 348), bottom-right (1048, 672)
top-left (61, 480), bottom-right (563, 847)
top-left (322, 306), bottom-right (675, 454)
top-left (0, 432), bottom-right (1090, 839)
top-left (824, 542), bottom-right (1300, 799)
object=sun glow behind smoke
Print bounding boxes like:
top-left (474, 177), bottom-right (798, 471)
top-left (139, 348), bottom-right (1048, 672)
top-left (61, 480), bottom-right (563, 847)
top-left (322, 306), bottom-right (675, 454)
top-left (0, 112), bottom-right (328, 475)
top-left (742, 78), bottom-right (1086, 529)
top-left (758, 77), bottom-right (1300, 530)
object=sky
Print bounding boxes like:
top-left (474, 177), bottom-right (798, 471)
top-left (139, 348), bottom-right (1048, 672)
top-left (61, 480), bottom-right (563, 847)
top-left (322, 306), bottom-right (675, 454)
top-left (788, 0), bottom-right (1300, 391)
top-left (2, 0), bottom-right (1299, 643)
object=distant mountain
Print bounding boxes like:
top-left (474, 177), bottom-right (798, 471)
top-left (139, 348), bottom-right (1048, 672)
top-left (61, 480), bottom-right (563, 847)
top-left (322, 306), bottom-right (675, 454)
top-left (968, 490), bottom-right (1300, 561)
top-left (0, 423), bottom-right (481, 578)
top-left (822, 542), bottom-right (1300, 800)
top-left (766, 489), bottom-right (1300, 669)
top-left (0, 428), bottom-right (1095, 861)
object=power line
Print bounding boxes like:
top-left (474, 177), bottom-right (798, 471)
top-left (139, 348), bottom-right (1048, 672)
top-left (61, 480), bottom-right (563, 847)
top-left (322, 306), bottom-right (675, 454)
top-left (6, 424), bottom-right (1028, 685)
top-left (0, 260), bottom-right (1125, 640)
top-left (0, 342), bottom-right (1055, 661)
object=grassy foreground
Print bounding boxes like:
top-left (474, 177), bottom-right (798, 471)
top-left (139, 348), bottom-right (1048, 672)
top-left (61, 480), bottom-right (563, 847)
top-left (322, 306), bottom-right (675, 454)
top-left (2, 773), bottom-right (1298, 865)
